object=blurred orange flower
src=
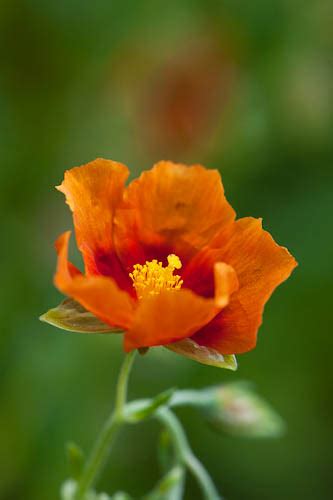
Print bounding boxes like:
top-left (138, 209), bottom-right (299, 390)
top-left (138, 40), bottom-right (236, 157)
top-left (54, 159), bottom-right (297, 363)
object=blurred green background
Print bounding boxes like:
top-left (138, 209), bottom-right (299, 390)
top-left (1, 0), bottom-right (332, 498)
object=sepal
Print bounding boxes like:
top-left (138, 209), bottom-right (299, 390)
top-left (167, 338), bottom-right (237, 370)
top-left (40, 298), bottom-right (121, 334)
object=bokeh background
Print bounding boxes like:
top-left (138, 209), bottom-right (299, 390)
top-left (1, 0), bottom-right (332, 499)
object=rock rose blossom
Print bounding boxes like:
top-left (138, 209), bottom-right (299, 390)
top-left (52, 159), bottom-right (297, 367)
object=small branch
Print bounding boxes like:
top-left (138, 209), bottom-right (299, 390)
top-left (156, 407), bottom-right (222, 500)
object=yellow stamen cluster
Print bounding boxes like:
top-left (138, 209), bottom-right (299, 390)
top-left (129, 254), bottom-right (183, 299)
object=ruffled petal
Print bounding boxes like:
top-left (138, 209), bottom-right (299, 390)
top-left (114, 161), bottom-right (235, 271)
top-left (54, 231), bottom-right (135, 330)
top-left (123, 289), bottom-right (218, 351)
top-left (123, 262), bottom-right (238, 351)
top-left (192, 218), bottom-right (297, 354)
top-left (57, 158), bottom-right (132, 292)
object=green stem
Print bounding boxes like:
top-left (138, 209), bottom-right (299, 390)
top-left (75, 350), bottom-right (137, 499)
top-left (115, 350), bottom-right (137, 417)
top-left (156, 407), bottom-right (222, 500)
top-left (170, 389), bottom-right (215, 409)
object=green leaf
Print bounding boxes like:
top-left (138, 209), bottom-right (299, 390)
top-left (66, 441), bottom-right (84, 480)
top-left (39, 298), bottom-right (122, 334)
top-left (124, 389), bottom-right (175, 423)
top-left (205, 382), bottom-right (285, 438)
top-left (167, 338), bottom-right (237, 370)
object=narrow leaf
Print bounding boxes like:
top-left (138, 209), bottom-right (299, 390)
top-left (124, 389), bottom-right (175, 423)
top-left (40, 298), bottom-right (121, 334)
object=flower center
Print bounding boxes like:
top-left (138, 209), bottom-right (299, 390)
top-left (129, 254), bottom-right (183, 299)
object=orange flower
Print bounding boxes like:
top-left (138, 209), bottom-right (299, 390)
top-left (53, 159), bottom-right (297, 366)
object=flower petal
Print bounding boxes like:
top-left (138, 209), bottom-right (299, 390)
top-left (114, 161), bottom-right (235, 271)
top-left (123, 289), bottom-right (218, 351)
top-left (57, 158), bottom-right (132, 292)
top-left (192, 218), bottom-right (298, 354)
top-left (213, 262), bottom-right (239, 308)
top-left (123, 262), bottom-right (238, 351)
top-left (54, 231), bottom-right (135, 331)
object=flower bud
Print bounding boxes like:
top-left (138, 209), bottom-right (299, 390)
top-left (203, 383), bottom-right (285, 438)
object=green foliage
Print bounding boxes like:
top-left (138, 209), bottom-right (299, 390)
top-left (124, 389), bottom-right (175, 423)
